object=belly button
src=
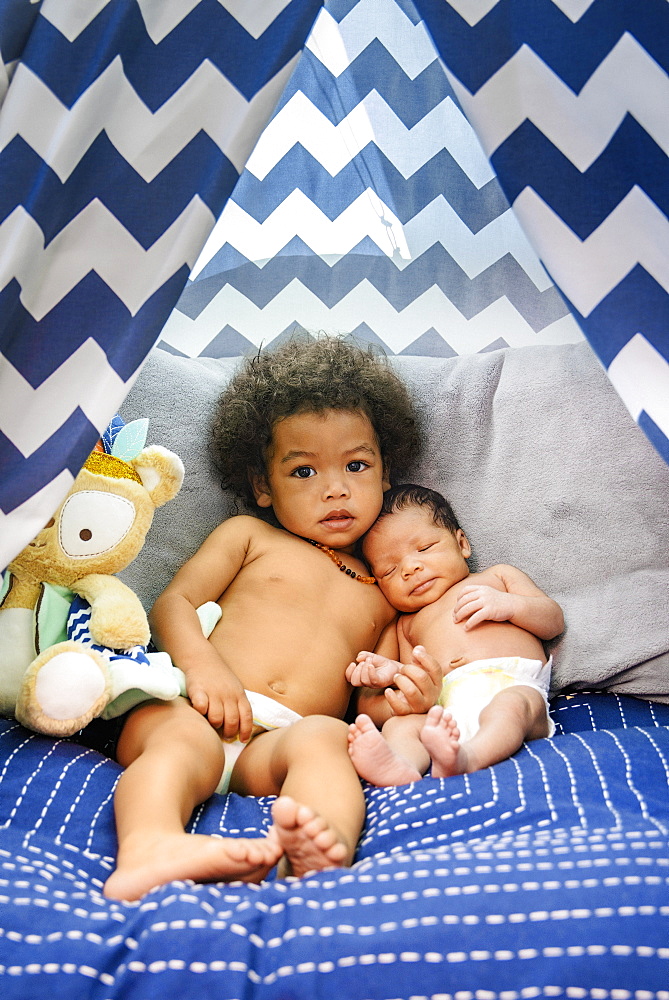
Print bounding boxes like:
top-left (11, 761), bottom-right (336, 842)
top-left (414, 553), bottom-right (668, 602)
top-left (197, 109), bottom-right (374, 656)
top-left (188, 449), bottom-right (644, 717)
top-left (269, 680), bottom-right (287, 695)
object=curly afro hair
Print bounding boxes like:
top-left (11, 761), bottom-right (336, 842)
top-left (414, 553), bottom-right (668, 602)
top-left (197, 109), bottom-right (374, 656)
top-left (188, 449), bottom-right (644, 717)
top-left (211, 334), bottom-right (422, 507)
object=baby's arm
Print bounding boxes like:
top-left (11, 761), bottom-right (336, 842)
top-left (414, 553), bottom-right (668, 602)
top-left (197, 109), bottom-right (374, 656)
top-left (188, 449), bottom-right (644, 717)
top-left (453, 564), bottom-right (564, 640)
top-left (350, 624), bottom-right (443, 726)
top-left (150, 516), bottom-right (258, 741)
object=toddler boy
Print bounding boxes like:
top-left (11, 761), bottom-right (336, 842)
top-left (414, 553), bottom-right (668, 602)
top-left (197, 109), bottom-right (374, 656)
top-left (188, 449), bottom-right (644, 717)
top-left (103, 337), bottom-right (422, 900)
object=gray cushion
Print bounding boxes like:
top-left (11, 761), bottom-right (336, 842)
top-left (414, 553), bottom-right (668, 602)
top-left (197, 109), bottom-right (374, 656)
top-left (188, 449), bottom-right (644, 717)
top-left (120, 342), bottom-right (669, 701)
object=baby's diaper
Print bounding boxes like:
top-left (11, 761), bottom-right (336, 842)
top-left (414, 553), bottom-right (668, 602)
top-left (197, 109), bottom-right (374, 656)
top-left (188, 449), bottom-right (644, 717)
top-left (438, 655), bottom-right (554, 744)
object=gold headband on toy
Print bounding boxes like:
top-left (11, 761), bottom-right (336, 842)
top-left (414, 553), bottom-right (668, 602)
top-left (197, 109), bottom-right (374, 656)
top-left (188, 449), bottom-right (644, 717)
top-left (84, 450), bottom-right (143, 484)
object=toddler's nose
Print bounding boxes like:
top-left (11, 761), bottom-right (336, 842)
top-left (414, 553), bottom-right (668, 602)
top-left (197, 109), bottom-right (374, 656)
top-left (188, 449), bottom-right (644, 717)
top-left (324, 479), bottom-right (350, 500)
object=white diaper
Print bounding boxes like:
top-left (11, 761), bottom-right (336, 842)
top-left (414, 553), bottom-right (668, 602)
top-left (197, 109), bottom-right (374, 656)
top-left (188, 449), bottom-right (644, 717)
top-left (193, 602), bottom-right (302, 794)
top-left (438, 655), bottom-right (554, 744)
top-left (215, 690), bottom-right (302, 794)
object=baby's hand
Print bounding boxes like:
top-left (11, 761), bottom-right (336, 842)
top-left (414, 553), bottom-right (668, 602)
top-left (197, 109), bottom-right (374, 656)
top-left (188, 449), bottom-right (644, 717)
top-left (386, 646), bottom-right (443, 716)
top-left (186, 659), bottom-right (253, 741)
top-left (346, 651), bottom-right (400, 688)
top-left (453, 584), bottom-right (515, 630)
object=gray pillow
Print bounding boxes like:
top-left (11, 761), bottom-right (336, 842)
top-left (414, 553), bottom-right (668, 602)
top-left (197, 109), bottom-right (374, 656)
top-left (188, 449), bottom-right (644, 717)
top-left (120, 342), bottom-right (669, 702)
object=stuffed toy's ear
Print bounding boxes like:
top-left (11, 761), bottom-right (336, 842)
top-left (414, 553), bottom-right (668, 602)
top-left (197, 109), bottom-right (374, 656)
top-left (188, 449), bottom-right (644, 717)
top-left (131, 446), bottom-right (184, 508)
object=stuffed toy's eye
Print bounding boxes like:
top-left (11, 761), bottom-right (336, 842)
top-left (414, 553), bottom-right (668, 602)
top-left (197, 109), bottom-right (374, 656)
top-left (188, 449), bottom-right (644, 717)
top-left (58, 490), bottom-right (136, 558)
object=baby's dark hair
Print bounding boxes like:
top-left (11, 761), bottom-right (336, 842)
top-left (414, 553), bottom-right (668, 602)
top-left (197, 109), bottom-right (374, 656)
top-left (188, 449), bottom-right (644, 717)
top-left (376, 483), bottom-right (462, 534)
top-left (211, 335), bottom-right (422, 506)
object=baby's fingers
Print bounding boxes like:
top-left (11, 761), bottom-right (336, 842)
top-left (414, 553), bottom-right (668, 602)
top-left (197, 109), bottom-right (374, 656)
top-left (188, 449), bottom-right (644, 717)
top-left (453, 597), bottom-right (482, 622)
top-left (385, 686), bottom-right (411, 715)
top-left (396, 664), bottom-right (433, 696)
top-left (410, 646), bottom-right (443, 684)
top-left (461, 608), bottom-right (488, 630)
top-left (391, 672), bottom-right (434, 713)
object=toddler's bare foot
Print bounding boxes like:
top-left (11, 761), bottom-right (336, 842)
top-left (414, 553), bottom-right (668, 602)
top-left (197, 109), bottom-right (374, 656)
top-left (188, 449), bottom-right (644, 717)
top-left (420, 706), bottom-right (465, 778)
top-left (271, 796), bottom-right (350, 878)
top-left (348, 714), bottom-right (422, 786)
top-left (103, 830), bottom-right (282, 901)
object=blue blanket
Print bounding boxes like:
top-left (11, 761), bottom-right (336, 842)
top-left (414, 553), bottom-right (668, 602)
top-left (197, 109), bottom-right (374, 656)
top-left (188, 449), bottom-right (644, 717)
top-left (1, 693), bottom-right (668, 997)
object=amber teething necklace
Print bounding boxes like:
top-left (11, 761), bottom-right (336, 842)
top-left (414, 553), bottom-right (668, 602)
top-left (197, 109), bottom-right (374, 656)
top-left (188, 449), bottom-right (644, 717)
top-left (307, 539), bottom-right (376, 585)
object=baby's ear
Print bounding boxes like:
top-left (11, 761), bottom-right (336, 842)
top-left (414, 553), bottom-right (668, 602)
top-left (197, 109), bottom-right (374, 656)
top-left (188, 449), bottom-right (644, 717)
top-left (456, 529), bottom-right (472, 560)
top-left (250, 472), bottom-right (272, 508)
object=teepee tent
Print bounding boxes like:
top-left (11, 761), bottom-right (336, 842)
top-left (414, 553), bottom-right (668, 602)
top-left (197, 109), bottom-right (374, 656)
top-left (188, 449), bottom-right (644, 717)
top-left (1, 6), bottom-right (669, 997)
top-left (1, 0), bottom-right (668, 569)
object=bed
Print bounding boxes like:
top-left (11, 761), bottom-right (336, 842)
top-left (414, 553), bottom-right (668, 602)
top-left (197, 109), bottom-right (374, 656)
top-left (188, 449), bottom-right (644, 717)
top-left (2, 340), bottom-right (669, 998)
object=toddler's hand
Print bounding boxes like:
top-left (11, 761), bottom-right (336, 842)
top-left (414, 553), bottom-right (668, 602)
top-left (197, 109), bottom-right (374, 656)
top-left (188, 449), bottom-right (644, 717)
top-left (346, 651), bottom-right (400, 688)
top-left (385, 646), bottom-right (443, 715)
top-left (453, 584), bottom-right (515, 630)
top-left (187, 661), bottom-right (253, 741)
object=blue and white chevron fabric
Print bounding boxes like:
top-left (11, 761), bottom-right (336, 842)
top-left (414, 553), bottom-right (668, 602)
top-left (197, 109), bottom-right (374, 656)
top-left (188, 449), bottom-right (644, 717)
top-left (169, 0), bottom-right (583, 359)
top-left (413, 0), bottom-right (669, 462)
top-left (67, 594), bottom-right (151, 667)
top-left (0, 0), bottom-right (324, 571)
top-left (2, 0), bottom-right (667, 573)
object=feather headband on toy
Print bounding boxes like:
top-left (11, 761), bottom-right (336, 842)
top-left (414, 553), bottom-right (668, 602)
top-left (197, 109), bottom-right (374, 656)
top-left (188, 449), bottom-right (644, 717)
top-left (84, 452), bottom-right (142, 484)
top-left (84, 416), bottom-right (150, 484)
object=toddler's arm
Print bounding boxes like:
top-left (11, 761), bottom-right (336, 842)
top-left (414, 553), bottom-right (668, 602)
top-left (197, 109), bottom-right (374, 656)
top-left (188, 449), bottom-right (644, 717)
top-left (345, 618), bottom-right (400, 688)
top-left (453, 564), bottom-right (564, 640)
top-left (346, 651), bottom-right (400, 689)
top-left (150, 517), bottom-right (259, 741)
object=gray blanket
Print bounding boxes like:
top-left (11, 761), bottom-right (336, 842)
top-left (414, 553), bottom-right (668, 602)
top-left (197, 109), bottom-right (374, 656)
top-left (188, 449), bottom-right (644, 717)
top-left (120, 342), bottom-right (669, 701)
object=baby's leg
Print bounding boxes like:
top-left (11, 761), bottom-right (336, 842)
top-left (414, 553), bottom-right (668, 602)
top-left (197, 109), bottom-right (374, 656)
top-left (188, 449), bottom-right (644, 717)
top-left (103, 699), bottom-right (282, 901)
top-left (230, 716), bottom-right (365, 878)
top-left (422, 685), bottom-right (550, 776)
top-left (419, 706), bottom-right (463, 778)
top-left (348, 713), bottom-right (428, 786)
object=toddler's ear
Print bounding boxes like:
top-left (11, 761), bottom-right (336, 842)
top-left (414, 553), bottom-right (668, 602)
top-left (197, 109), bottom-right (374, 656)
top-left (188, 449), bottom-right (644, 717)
top-left (382, 462), bottom-right (391, 492)
top-left (250, 473), bottom-right (272, 508)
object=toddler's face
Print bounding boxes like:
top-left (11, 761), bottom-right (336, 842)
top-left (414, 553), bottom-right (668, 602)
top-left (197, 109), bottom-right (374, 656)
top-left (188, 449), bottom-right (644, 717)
top-left (253, 408), bottom-right (388, 553)
top-left (363, 506), bottom-right (471, 612)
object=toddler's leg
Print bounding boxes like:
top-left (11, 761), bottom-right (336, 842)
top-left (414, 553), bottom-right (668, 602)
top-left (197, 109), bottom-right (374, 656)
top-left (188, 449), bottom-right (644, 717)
top-left (421, 685), bottom-right (550, 777)
top-left (103, 698), bottom-right (282, 901)
top-left (347, 713), bottom-right (428, 786)
top-left (230, 715), bottom-right (365, 878)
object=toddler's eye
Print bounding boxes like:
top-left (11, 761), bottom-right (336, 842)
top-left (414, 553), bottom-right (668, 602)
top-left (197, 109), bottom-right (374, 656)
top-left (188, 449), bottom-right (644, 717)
top-left (292, 466), bottom-right (315, 479)
top-left (419, 543), bottom-right (435, 551)
top-left (347, 460), bottom-right (369, 473)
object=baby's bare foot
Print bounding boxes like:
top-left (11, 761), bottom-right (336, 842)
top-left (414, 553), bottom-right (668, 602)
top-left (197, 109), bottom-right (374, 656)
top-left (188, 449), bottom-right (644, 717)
top-left (271, 796), bottom-right (349, 878)
top-left (420, 706), bottom-right (464, 778)
top-left (103, 830), bottom-right (282, 901)
top-left (348, 714), bottom-right (422, 786)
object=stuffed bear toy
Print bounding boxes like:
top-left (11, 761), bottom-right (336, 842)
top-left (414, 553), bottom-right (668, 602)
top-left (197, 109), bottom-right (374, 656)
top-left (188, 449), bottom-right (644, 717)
top-left (0, 418), bottom-right (186, 737)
